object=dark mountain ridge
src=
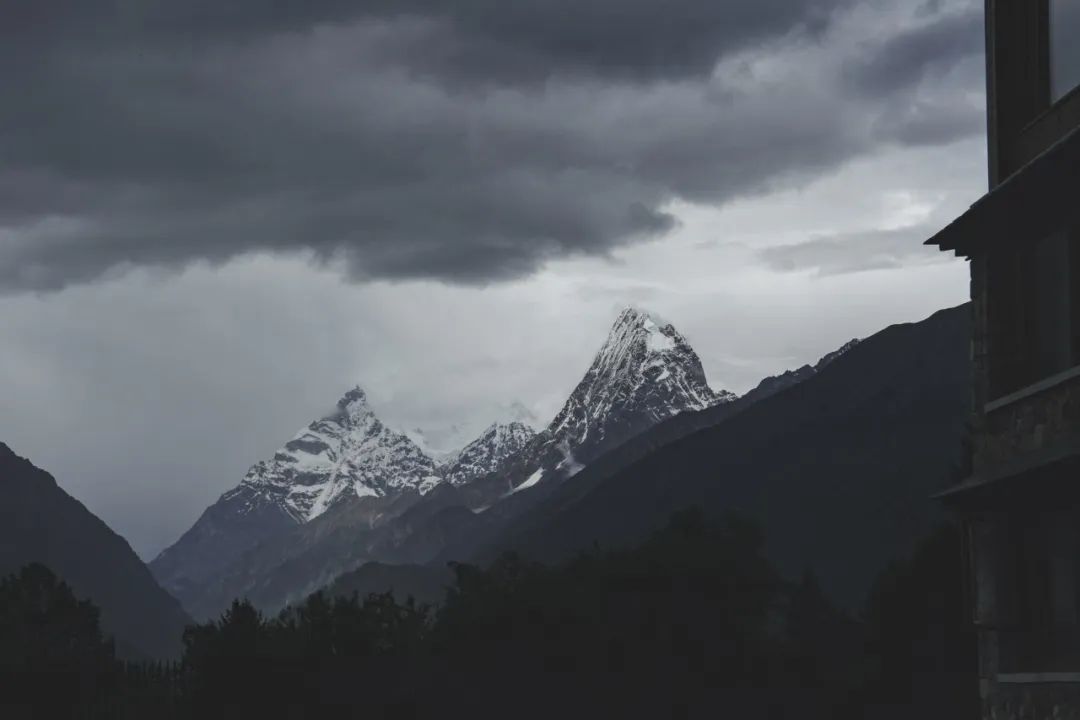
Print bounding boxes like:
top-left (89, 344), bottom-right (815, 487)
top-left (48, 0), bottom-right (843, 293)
top-left (0, 443), bottom-right (191, 659)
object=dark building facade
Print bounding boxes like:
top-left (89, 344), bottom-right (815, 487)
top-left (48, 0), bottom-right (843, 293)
top-left (929, 1), bottom-right (1080, 718)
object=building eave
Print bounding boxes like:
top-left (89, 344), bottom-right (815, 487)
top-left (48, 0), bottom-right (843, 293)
top-left (926, 123), bottom-right (1080, 258)
top-left (935, 436), bottom-right (1080, 510)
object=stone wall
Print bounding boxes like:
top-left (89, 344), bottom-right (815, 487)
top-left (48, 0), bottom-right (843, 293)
top-left (971, 249), bottom-right (1080, 474)
top-left (968, 254), bottom-right (1080, 719)
top-left (971, 373), bottom-right (1080, 474)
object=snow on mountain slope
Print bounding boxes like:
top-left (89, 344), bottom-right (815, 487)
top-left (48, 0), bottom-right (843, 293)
top-left (545, 307), bottom-right (732, 449)
top-left (463, 307), bottom-right (735, 503)
top-left (150, 386), bottom-right (440, 602)
top-left (442, 422), bottom-right (536, 487)
top-left (552, 307), bottom-right (730, 434)
top-left (225, 387), bottom-right (441, 523)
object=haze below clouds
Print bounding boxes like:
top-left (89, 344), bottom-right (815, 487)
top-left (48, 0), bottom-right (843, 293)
top-left (0, 0), bottom-right (982, 557)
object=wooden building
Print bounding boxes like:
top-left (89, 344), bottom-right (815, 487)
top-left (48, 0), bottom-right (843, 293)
top-left (929, 1), bottom-right (1080, 717)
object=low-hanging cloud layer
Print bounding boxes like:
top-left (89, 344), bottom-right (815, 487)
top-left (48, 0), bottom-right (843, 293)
top-left (2, 0), bottom-right (982, 291)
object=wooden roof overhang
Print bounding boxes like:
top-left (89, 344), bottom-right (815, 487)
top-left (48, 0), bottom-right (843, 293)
top-left (927, 123), bottom-right (1080, 259)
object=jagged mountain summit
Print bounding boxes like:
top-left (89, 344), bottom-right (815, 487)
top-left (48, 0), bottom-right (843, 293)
top-left (464, 307), bottom-right (734, 503)
top-left (549, 307), bottom-right (732, 439)
top-left (150, 386), bottom-right (440, 600)
top-left (226, 387), bottom-right (441, 522)
top-left (442, 422), bottom-right (536, 487)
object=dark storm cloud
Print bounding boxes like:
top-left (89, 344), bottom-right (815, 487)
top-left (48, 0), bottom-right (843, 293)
top-left (871, 94), bottom-right (985, 147)
top-left (842, 3), bottom-right (985, 151)
top-left (7, 0), bottom-right (853, 81)
top-left (0, 0), bottom-right (985, 292)
top-left (843, 6), bottom-right (983, 97)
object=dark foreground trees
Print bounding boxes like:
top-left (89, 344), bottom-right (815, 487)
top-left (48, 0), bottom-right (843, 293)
top-left (425, 509), bottom-right (861, 719)
top-left (0, 564), bottom-right (118, 719)
top-left (860, 524), bottom-right (979, 720)
top-left (0, 511), bottom-right (976, 719)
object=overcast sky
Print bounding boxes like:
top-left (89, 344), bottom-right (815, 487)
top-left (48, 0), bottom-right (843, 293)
top-left (0, 0), bottom-right (984, 558)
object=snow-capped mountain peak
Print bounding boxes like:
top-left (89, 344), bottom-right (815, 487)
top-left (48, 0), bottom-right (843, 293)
top-left (594, 307), bottom-right (673, 370)
top-left (558, 306), bottom-right (732, 431)
top-left (337, 386), bottom-right (370, 416)
top-left (496, 307), bottom-right (734, 495)
top-left (221, 385), bottom-right (441, 524)
top-left (443, 421), bottom-right (536, 487)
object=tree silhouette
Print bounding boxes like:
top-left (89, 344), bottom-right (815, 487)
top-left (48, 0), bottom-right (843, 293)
top-left (0, 563), bottom-right (117, 719)
top-left (1, 512), bottom-right (979, 720)
top-left (861, 523), bottom-right (978, 720)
